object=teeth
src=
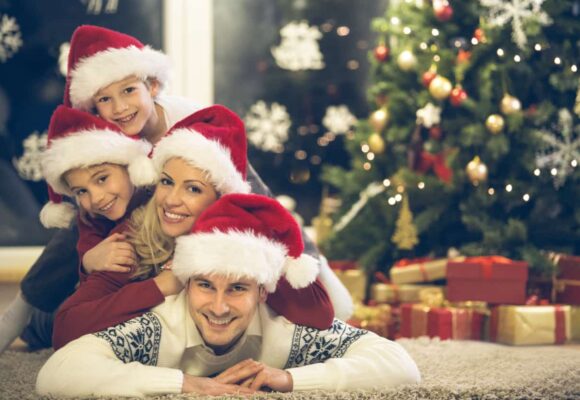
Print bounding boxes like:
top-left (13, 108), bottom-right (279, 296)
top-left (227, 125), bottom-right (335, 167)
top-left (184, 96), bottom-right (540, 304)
top-left (117, 113), bottom-right (135, 123)
top-left (164, 210), bottom-right (186, 221)
top-left (208, 317), bottom-right (232, 325)
top-left (99, 199), bottom-right (115, 211)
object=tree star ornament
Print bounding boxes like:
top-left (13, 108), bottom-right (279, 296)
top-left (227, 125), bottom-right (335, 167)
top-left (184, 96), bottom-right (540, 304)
top-left (480, 0), bottom-right (552, 50)
top-left (416, 103), bottom-right (442, 128)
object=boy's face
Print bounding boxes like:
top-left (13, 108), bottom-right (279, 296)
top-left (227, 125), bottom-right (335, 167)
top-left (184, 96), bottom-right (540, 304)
top-left (64, 163), bottom-right (134, 221)
top-left (154, 157), bottom-right (219, 238)
top-left (187, 273), bottom-right (267, 355)
top-left (92, 76), bottom-right (159, 138)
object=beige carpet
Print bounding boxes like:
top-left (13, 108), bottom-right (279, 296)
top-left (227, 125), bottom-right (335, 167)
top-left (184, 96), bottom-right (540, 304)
top-left (1, 337), bottom-right (579, 399)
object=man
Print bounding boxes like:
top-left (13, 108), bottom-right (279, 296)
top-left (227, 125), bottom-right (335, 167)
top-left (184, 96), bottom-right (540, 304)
top-left (36, 194), bottom-right (420, 397)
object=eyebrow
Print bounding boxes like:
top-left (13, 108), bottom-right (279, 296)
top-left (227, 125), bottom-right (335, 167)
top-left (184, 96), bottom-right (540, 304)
top-left (67, 167), bottom-right (108, 191)
top-left (162, 172), bottom-right (208, 187)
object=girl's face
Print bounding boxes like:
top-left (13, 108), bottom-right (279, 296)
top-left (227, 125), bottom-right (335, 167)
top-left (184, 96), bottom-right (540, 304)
top-left (155, 158), bottom-right (219, 238)
top-left (92, 76), bottom-right (159, 138)
top-left (64, 163), bottom-right (134, 221)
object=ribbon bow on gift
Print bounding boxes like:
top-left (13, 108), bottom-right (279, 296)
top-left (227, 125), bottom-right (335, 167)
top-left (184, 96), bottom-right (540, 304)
top-left (416, 151), bottom-right (453, 183)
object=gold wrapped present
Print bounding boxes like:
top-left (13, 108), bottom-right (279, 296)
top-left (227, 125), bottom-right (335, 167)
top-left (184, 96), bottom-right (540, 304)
top-left (571, 306), bottom-right (580, 341)
top-left (329, 261), bottom-right (368, 302)
top-left (390, 257), bottom-right (464, 284)
top-left (349, 303), bottom-right (392, 338)
top-left (370, 283), bottom-right (444, 304)
top-left (490, 305), bottom-right (571, 345)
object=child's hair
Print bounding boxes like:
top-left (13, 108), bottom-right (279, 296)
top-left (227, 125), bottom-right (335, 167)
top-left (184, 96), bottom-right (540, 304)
top-left (128, 198), bottom-right (174, 281)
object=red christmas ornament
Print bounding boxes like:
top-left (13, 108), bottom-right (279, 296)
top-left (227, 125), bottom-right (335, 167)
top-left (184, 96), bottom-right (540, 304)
top-left (449, 86), bottom-right (468, 107)
top-left (429, 126), bottom-right (443, 140)
top-left (422, 70), bottom-right (437, 87)
top-left (473, 28), bottom-right (486, 43)
top-left (434, 1), bottom-right (453, 22)
top-left (374, 44), bottom-right (390, 62)
top-left (457, 49), bottom-right (472, 64)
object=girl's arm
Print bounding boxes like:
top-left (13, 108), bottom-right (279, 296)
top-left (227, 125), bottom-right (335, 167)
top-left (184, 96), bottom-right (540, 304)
top-left (52, 271), bottom-right (165, 350)
top-left (266, 277), bottom-right (334, 330)
top-left (76, 215), bottom-right (116, 281)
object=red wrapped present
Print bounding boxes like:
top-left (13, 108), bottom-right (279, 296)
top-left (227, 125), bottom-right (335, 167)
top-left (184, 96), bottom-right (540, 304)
top-left (447, 256), bottom-right (528, 304)
top-left (553, 254), bottom-right (580, 305)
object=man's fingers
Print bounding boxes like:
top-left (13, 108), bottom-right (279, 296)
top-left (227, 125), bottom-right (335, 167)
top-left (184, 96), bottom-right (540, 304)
top-left (249, 370), bottom-right (268, 391)
top-left (215, 360), bottom-right (263, 384)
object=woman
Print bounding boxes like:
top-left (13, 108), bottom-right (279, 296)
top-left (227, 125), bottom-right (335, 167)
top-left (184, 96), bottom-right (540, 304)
top-left (52, 105), bottom-right (336, 349)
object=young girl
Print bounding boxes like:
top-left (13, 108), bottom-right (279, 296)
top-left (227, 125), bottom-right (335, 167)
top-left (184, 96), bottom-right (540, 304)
top-left (52, 105), bottom-right (335, 349)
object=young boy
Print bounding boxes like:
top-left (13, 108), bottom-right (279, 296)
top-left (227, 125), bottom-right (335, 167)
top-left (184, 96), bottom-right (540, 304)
top-left (0, 25), bottom-right (352, 353)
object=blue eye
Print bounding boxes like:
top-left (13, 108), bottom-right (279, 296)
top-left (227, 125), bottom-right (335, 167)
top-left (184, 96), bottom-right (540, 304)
top-left (97, 97), bottom-right (110, 103)
top-left (160, 178), bottom-right (173, 186)
top-left (74, 188), bottom-right (87, 196)
top-left (188, 185), bottom-right (202, 194)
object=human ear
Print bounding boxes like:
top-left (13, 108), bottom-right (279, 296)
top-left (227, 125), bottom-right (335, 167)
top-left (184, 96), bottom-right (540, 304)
top-left (258, 286), bottom-right (268, 303)
top-left (148, 78), bottom-right (160, 98)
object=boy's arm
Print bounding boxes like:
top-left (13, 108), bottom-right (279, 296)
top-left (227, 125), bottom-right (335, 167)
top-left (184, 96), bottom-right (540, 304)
top-left (76, 215), bottom-right (116, 281)
top-left (285, 320), bottom-right (421, 391)
top-left (52, 272), bottom-right (164, 349)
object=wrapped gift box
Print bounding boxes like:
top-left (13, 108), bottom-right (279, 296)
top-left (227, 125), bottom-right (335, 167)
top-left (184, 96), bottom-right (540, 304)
top-left (490, 305), bottom-right (571, 345)
top-left (390, 257), bottom-right (463, 284)
top-left (553, 254), bottom-right (580, 305)
top-left (328, 260), bottom-right (368, 302)
top-left (401, 303), bottom-right (487, 340)
top-left (370, 283), bottom-right (444, 304)
top-left (347, 303), bottom-right (393, 339)
top-left (447, 256), bottom-right (528, 304)
top-left (571, 306), bottom-right (580, 341)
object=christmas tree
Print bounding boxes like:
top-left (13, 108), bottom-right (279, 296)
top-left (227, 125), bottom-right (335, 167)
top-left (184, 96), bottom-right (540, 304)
top-left (321, 0), bottom-right (580, 277)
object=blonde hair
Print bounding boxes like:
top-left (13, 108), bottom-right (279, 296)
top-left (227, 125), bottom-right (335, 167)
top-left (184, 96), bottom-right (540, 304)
top-left (128, 198), bottom-right (174, 281)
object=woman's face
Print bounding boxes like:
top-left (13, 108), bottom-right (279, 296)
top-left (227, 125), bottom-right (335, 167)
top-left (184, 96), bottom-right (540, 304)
top-left (155, 158), bottom-right (218, 237)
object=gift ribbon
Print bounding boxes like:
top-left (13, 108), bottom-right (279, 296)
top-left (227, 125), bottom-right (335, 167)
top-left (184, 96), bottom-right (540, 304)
top-left (463, 255), bottom-right (513, 280)
top-left (416, 151), bottom-right (453, 183)
top-left (554, 305), bottom-right (566, 345)
top-left (394, 258), bottom-right (431, 281)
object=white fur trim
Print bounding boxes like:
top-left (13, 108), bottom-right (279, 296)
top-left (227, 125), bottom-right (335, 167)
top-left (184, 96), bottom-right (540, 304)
top-left (152, 129), bottom-right (250, 194)
top-left (69, 45), bottom-right (170, 111)
top-left (39, 202), bottom-right (76, 229)
top-left (172, 230), bottom-right (287, 292)
top-left (128, 154), bottom-right (158, 186)
top-left (41, 130), bottom-right (152, 195)
top-left (282, 254), bottom-right (319, 289)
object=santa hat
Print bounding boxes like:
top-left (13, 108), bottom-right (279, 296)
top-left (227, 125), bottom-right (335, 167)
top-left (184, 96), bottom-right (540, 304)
top-left (151, 105), bottom-right (251, 195)
top-left (172, 193), bottom-right (319, 292)
top-left (64, 25), bottom-right (170, 110)
top-left (40, 105), bottom-right (156, 228)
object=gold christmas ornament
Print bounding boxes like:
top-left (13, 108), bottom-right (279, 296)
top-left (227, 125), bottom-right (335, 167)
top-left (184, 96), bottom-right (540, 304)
top-left (391, 195), bottom-right (418, 250)
top-left (428, 76), bottom-right (452, 100)
top-left (397, 50), bottom-right (417, 71)
top-left (368, 132), bottom-right (386, 154)
top-left (485, 114), bottom-right (505, 134)
top-left (369, 107), bottom-right (389, 132)
top-left (465, 156), bottom-right (488, 184)
top-left (500, 94), bottom-right (522, 115)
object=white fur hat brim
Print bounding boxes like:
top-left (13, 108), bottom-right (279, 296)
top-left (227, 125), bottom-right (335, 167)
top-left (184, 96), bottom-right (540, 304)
top-left (69, 45), bottom-right (170, 111)
top-left (172, 229), bottom-right (318, 292)
top-left (152, 129), bottom-right (251, 195)
top-left (41, 129), bottom-right (153, 195)
top-left (39, 201), bottom-right (76, 229)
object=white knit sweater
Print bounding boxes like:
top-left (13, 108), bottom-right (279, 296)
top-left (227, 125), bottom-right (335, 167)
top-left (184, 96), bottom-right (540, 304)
top-left (36, 292), bottom-right (420, 398)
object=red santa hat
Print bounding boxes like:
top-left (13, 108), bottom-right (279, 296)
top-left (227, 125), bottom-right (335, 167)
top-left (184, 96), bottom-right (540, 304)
top-left (64, 25), bottom-right (170, 110)
top-left (151, 105), bottom-right (251, 195)
top-left (172, 193), bottom-right (319, 292)
top-left (40, 105), bottom-right (156, 228)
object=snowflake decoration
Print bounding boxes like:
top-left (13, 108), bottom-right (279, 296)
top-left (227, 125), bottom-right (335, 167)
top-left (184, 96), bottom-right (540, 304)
top-left (416, 103), bottom-right (441, 128)
top-left (322, 105), bottom-right (357, 135)
top-left (12, 130), bottom-right (48, 181)
top-left (480, 0), bottom-right (552, 50)
top-left (0, 14), bottom-right (23, 63)
top-left (59, 42), bottom-right (70, 76)
top-left (271, 21), bottom-right (325, 71)
top-left (81, 0), bottom-right (119, 14)
top-left (535, 109), bottom-right (580, 188)
top-left (245, 101), bottom-right (291, 153)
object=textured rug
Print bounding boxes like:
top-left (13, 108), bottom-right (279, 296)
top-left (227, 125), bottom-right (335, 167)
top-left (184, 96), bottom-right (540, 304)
top-left (1, 337), bottom-right (579, 399)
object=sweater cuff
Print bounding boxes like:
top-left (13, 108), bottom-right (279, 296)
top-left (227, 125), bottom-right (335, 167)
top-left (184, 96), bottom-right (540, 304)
top-left (145, 368), bottom-right (184, 395)
top-left (287, 364), bottom-right (334, 391)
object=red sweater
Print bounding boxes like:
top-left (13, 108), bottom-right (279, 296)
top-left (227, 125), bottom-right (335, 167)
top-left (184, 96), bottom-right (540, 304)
top-left (53, 270), bottom-right (334, 350)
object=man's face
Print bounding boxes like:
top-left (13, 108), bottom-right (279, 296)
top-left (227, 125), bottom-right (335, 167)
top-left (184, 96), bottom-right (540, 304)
top-left (187, 274), bottom-right (266, 355)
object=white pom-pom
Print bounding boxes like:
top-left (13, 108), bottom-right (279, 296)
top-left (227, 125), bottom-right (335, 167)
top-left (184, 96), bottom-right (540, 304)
top-left (283, 254), bottom-right (319, 289)
top-left (128, 155), bottom-right (158, 186)
top-left (39, 202), bottom-right (76, 229)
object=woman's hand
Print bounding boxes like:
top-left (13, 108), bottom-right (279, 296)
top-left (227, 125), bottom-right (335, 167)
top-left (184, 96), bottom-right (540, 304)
top-left (82, 233), bottom-right (136, 274)
top-left (153, 269), bottom-right (184, 296)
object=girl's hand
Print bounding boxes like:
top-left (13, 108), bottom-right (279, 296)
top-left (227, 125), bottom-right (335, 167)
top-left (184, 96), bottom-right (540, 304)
top-left (153, 269), bottom-right (184, 296)
top-left (82, 233), bottom-right (136, 274)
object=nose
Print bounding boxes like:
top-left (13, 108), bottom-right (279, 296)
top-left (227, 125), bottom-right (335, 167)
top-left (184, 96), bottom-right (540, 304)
top-left (208, 292), bottom-right (230, 317)
top-left (164, 187), bottom-right (182, 207)
top-left (112, 97), bottom-right (128, 114)
top-left (89, 188), bottom-right (106, 208)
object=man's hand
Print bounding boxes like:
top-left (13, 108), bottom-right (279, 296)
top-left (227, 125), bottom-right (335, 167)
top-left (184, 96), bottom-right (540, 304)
top-left (216, 359), bottom-right (293, 392)
top-left (181, 374), bottom-right (256, 396)
top-left (153, 270), bottom-right (184, 296)
top-left (82, 233), bottom-right (136, 274)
